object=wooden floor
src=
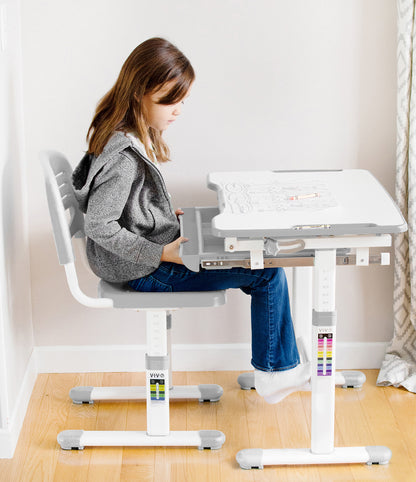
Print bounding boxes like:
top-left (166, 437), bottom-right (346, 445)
top-left (0, 370), bottom-right (415, 481)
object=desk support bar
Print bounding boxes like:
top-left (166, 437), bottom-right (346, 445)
top-left (201, 253), bottom-right (389, 270)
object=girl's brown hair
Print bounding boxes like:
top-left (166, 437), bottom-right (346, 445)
top-left (87, 37), bottom-right (195, 162)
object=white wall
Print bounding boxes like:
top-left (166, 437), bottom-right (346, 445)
top-left (0, 0), bottom-right (34, 454)
top-left (21, 1), bottom-right (397, 362)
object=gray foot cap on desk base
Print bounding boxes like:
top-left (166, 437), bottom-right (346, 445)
top-left (198, 430), bottom-right (226, 450)
top-left (58, 430), bottom-right (85, 450)
top-left (70, 386), bottom-right (94, 404)
top-left (236, 449), bottom-right (263, 469)
top-left (237, 372), bottom-right (255, 390)
top-left (340, 371), bottom-right (366, 388)
top-left (365, 446), bottom-right (392, 465)
top-left (198, 384), bottom-right (223, 402)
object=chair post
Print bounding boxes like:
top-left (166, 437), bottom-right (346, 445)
top-left (167, 312), bottom-right (173, 390)
top-left (146, 310), bottom-right (170, 436)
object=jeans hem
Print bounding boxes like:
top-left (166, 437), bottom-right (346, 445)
top-left (251, 358), bottom-right (300, 372)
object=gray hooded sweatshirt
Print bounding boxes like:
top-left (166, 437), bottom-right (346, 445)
top-left (72, 131), bottom-right (180, 283)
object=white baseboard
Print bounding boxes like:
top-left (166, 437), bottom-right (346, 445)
top-left (0, 350), bottom-right (37, 458)
top-left (35, 342), bottom-right (389, 374)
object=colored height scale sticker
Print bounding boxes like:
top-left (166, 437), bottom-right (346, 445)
top-left (317, 333), bottom-right (333, 376)
top-left (150, 378), bottom-right (166, 401)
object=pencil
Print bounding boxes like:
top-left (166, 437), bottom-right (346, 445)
top-left (289, 192), bottom-right (320, 201)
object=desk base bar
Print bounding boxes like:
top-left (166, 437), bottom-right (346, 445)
top-left (237, 370), bottom-right (366, 390)
top-left (202, 254), bottom-right (386, 269)
top-left (236, 446), bottom-right (392, 469)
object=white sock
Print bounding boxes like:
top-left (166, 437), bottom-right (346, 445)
top-left (254, 362), bottom-right (311, 404)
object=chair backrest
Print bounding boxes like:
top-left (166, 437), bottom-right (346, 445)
top-left (41, 150), bottom-right (113, 308)
top-left (41, 150), bottom-right (85, 265)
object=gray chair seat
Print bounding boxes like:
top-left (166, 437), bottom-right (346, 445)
top-left (98, 280), bottom-right (227, 309)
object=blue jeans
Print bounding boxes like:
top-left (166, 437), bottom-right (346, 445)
top-left (128, 263), bottom-right (299, 372)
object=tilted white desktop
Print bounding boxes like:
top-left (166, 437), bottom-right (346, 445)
top-left (180, 169), bottom-right (406, 469)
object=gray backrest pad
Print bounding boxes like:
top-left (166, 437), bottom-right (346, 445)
top-left (41, 150), bottom-right (85, 265)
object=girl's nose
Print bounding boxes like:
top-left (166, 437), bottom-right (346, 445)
top-left (173, 104), bottom-right (181, 116)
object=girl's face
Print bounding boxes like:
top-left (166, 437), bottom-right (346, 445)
top-left (142, 81), bottom-right (191, 132)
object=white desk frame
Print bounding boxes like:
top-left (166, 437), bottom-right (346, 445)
top-left (236, 236), bottom-right (392, 469)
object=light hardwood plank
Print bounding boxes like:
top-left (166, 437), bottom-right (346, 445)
top-left (354, 370), bottom-right (416, 481)
top-left (120, 371), bottom-right (155, 482)
top-left (386, 383), bottom-right (416, 472)
top-left (215, 371), bottom-right (255, 482)
top-left (53, 372), bottom-right (103, 482)
top-left (154, 371), bottom-right (188, 482)
top-left (2, 373), bottom-right (50, 482)
top-left (85, 372), bottom-right (130, 481)
top-left (14, 373), bottom-right (76, 481)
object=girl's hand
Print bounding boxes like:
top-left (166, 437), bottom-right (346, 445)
top-left (161, 236), bottom-right (188, 264)
top-left (175, 208), bottom-right (184, 220)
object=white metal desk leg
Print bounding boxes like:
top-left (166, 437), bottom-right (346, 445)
top-left (292, 266), bottom-right (313, 361)
top-left (311, 249), bottom-right (337, 453)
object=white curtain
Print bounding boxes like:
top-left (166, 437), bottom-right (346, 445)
top-left (377, 0), bottom-right (416, 392)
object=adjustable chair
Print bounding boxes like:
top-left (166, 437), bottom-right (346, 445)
top-left (41, 150), bottom-right (226, 450)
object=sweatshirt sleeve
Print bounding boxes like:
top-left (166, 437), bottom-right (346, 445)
top-left (83, 154), bottom-right (163, 268)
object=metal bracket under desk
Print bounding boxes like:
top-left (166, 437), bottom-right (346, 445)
top-left (179, 206), bottom-right (390, 271)
top-left (201, 253), bottom-right (388, 269)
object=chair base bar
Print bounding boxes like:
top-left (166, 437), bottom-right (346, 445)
top-left (70, 384), bottom-right (223, 403)
top-left (58, 429), bottom-right (225, 450)
top-left (236, 446), bottom-right (392, 469)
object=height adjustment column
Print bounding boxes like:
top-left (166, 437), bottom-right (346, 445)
top-left (311, 249), bottom-right (337, 454)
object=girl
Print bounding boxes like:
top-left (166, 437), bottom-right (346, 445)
top-left (72, 37), bottom-right (310, 403)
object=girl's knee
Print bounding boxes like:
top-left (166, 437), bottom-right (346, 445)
top-left (268, 268), bottom-right (289, 292)
top-left (268, 267), bottom-right (286, 282)
top-left (255, 267), bottom-right (287, 288)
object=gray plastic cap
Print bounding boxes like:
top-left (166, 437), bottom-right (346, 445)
top-left (198, 384), bottom-right (224, 402)
top-left (365, 446), bottom-right (392, 465)
top-left (58, 430), bottom-right (85, 450)
top-left (70, 386), bottom-right (94, 404)
top-left (236, 448), bottom-right (264, 469)
top-left (145, 354), bottom-right (169, 370)
top-left (197, 430), bottom-right (225, 450)
top-left (312, 310), bottom-right (336, 327)
top-left (340, 371), bottom-right (366, 388)
top-left (237, 372), bottom-right (255, 390)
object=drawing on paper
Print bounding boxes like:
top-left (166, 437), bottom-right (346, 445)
top-left (220, 181), bottom-right (338, 214)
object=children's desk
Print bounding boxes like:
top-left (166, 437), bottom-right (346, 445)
top-left (180, 169), bottom-right (406, 469)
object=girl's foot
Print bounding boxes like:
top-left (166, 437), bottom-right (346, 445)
top-left (254, 362), bottom-right (311, 404)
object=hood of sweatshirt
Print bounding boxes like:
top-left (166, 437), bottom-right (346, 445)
top-left (72, 131), bottom-right (140, 213)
